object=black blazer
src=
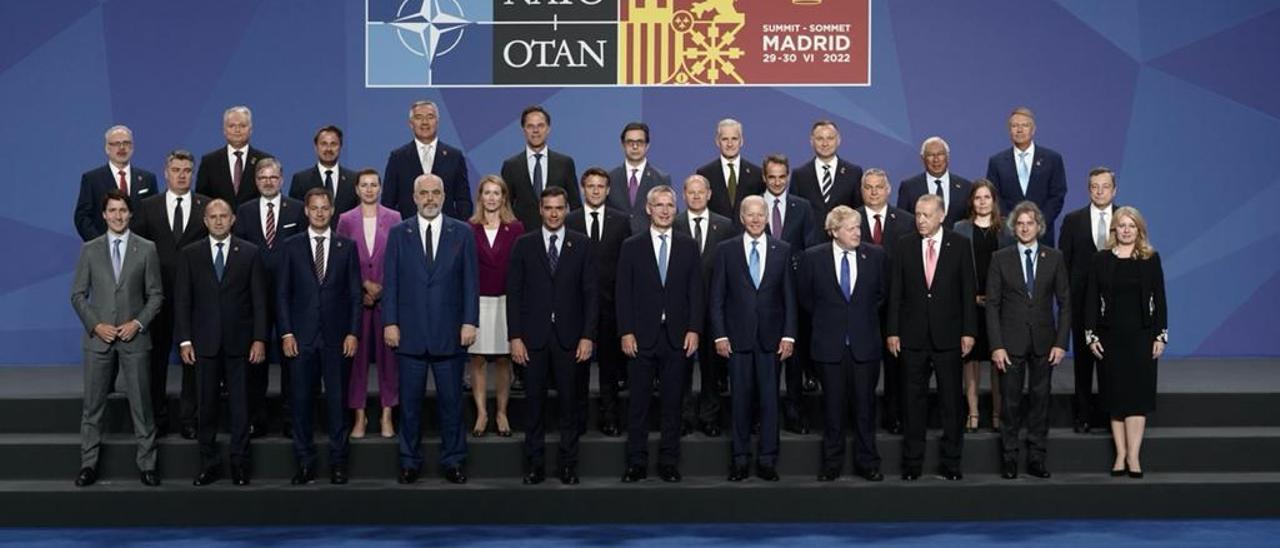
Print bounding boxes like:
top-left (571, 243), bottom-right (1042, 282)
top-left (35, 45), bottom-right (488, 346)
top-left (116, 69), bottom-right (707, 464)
top-left (131, 192), bottom-right (210, 292)
top-left (275, 231), bottom-right (363, 350)
top-left (887, 230), bottom-right (977, 351)
top-left (173, 236), bottom-right (268, 357)
top-left (1084, 251), bottom-right (1168, 334)
top-left (709, 235), bottom-right (796, 353)
top-left (232, 197), bottom-right (306, 273)
top-left (897, 172), bottom-right (972, 229)
top-left (381, 140), bottom-right (471, 220)
top-left (1059, 204), bottom-right (1116, 325)
top-left (566, 207), bottom-right (631, 316)
top-left (74, 164), bottom-right (158, 241)
top-left (607, 163), bottom-right (672, 233)
top-left (790, 157), bottom-right (863, 233)
top-left (695, 158), bottom-right (764, 222)
top-left (289, 165), bottom-right (359, 220)
top-left (763, 194), bottom-right (820, 266)
top-left (501, 149), bottom-right (582, 233)
top-left (985, 145), bottom-right (1067, 242)
top-left (672, 210), bottom-right (737, 286)
top-left (985, 245), bottom-right (1071, 356)
top-left (194, 146), bottom-right (274, 208)
top-left (859, 205), bottom-right (914, 253)
top-left (798, 243), bottom-right (886, 363)
top-left (506, 230), bottom-right (598, 351)
top-left (616, 230), bottom-right (703, 349)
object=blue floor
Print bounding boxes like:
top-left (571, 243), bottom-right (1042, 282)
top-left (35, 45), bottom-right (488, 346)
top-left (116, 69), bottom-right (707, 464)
top-left (2, 520), bottom-right (1278, 547)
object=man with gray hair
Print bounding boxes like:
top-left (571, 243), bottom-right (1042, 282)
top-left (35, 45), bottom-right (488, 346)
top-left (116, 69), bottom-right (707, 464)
top-left (75, 125), bottom-right (159, 241)
top-left (383, 100), bottom-right (472, 220)
top-left (696, 118), bottom-right (764, 221)
top-left (897, 136), bottom-right (971, 230)
top-left (195, 106), bottom-right (274, 208)
top-left (985, 107), bottom-right (1067, 244)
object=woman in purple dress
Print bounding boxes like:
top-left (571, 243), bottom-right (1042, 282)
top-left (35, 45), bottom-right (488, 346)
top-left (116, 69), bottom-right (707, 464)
top-left (467, 175), bottom-right (523, 436)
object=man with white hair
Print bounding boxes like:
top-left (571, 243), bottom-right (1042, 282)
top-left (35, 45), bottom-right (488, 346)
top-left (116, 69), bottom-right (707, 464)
top-left (195, 105), bottom-right (274, 208)
top-left (75, 125), bottom-right (158, 241)
top-left (695, 118), bottom-right (764, 222)
top-left (897, 136), bottom-right (971, 230)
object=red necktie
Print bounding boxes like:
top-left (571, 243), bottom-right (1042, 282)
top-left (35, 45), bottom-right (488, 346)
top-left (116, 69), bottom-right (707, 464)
top-left (873, 214), bottom-right (883, 245)
top-left (118, 170), bottom-right (128, 194)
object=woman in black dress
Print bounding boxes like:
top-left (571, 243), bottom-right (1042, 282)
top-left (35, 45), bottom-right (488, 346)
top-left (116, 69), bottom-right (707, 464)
top-left (1084, 206), bottom-right (1167, 478)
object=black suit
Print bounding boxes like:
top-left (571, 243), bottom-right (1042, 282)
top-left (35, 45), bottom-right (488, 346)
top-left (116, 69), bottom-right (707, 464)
top-left (566, 206), bottom-right (631, 429)
top-left (381, 140), bottom-right (472, 221)
top-left (986, 145), bottom-right (1068, 244)
top-left (616, 229), bottom-right (703, 468)
top-left (695, 158), bottom-right (765, 222)
top-left (790, 158), bottom-right (863, 235)
top-left (289, 165), bottom-right (359, 221)
top-left (506, 229), bottom-right (597, 471)
top-left (194, 146), bottom-right (274, 208)
top-left (1058, 204), bottom-right (1114, 425)
top-left (130, 192), bottom-right (209, 431)
top-left (897, 173), bottom-right (972, 230)
top-left (887, 230), bottom-right (977, 473)
top-left (763, 193), bottom-right (819, 425)
top-left (74, 164), bottom-right (158, 241)
top-left (174, 236), bottom-right (268, 469)
top-left (673, 210), bottom-right (737, 429)
top-left (860, 205), bottom-right (914, 429)
top-left (501, 149), bottom-right (581, 233)
top-left (607, 163), bottom-right (672, 233)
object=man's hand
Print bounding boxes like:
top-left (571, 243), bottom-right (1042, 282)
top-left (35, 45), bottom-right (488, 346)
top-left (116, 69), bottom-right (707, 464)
top-left (621, 334), bottom-right (638, 358)
top-left (778, 340), bottom-right (795, 361)
top-left (115, 321), bottom-right (140, 342)
top-left (510, 338), bottom-right (529, 365)
top-left (343, 335), bottom-right (358, 358)
top-left (1048, 346), bottom-right (1066, 366)
top-left (575, 338), bottom-right (594, 363)
top-left (180, 345), bottom-right (196, 365)
top-left (93, 323), bottom-right (117, 344)
top-left (886, 336), bottom-right (901, 357)
top-left (282, 335), bottom-right (299, 358)
top-left (683, 332), bottom-right (699, 357)
top-left (961, 336), bottom-right (975, 357)
top-left (248, 341), bottom-right (266, 364)
top-left (991, 348), bottom-right (1011, 372)
top-left (1152, 340), bottom-right (1165, 360)
top-left (1089, 341), bottom-right (1104, 360)
top-left (385, 325), bottom-right (400, 348)
top-left (715, 339), bottom-right (732, 358)
top-left (460, 324), bottom-right (477, 347)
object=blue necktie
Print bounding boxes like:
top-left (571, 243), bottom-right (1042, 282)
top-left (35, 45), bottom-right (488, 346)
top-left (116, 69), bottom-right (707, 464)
top-left (748, 239), bottom-right (761, 289)
top-left (547, 233), bottom-right (559, 273)
top-left (532, 153), bottom-right (544, 195)
top-left (658, 234), bottom-right (668, 286)
top-left (111, 238), bottom-right (123, 282)
top-left (1024, 248), bottom-right (1035, 297)
top-left (214, 242), bottom-right (226, 282)
top-left (840, 251), bottom-right (851, 302)
top-left (1017, 151), bottom-right (1030, 195)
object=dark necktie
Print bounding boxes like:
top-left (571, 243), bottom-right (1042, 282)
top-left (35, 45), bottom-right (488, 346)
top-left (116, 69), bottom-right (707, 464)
top-left (821, 164), bottom-right (833, 204)
top-left (840, 251), bottom-right (851, 302)
top-left (424, 223), bottom-right (434, 269)
top-left (314, 236), bottom-right (326, 282)
top-left (547, 233), bottom-right (559, 273)
top-left (324, 169), bottom-right (335, 197)
top-left (1024, 248), bottom-right (1035, 296)
top-left (264, 202), bottom-right (276, 248)
top-left (532, 153), bottom-right (544, 195)
top-left (590, 211), bottom-right (601, 241)
top-left (771, 198), bottom-right (783, 236)
top-left (726, 162), bottom-right (738, 203)
top-left (118, 170), bottom-right (128, 194)
top-left (693, 217), bottom-right (704, 253)
top-left (934, 179), bottom-right (945, 198)
top-left (232, 150), bottom-right (244, 196)
top-left (873, 213), bottom-right (883, 245)
top-left (172, 197), bottom-right (184, 237)
top-left (214, 242), bottom-right (225, 282)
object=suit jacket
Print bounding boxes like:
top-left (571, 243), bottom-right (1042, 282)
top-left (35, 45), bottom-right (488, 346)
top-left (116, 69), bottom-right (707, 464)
top-left (615, 230), bottom-right (703, 349)
top-left (336, 205), bottom-right (400, 286)
top-left (173, 236), bottom-right (268, 357)
top-left (275, 231), bottom-right (363, 350)
top-left (797, 243), bottom-right (886, 362)
top-left (1084, 251), bottom-right (1167, 334)
top-left (672, 209), bottom-right (737, 286)
top-left (501, 149), bottom-right (581, 233)
top-left (74, 165), bottom-right (158, 241)
top-left (790, 157), bottom-right (864, 234)
top-left (289, 165), bottom-right (359, 221)
top-left (709, 235), bottom-right (796, 353)
top-left (471, 220), bottom-right (524, 296)
top-left (130, 192), bottom-right (210, 294)
top-left (232, 196), bottom-right (306, 275)
top-left (887, 230), bottom-right (977, 351)
top-left (953, 219), bottom-right (1016, 292)
top-left (70, 233), bottom-right (165, 353)
top-left (382, 140), bottom-right (472, 221)
top-left (194, 146), bottom-right (274, 208)
top-left (381, 215), bottom-right (480, 357)
top-left (695, 158), bottom-right (765, 222)
top-left (566, 206), bottom-right (631, 318)
top-left (985, 145), bottom-right (1067, 241)
top-left (607, 163), bottom-right (672, 233)
top-left (763, 194), bottom-right (819, 264)
top-left (897, 172), bottom-right (972, 229)
top-left (506, 230), bottom-right (598, 350)
top-left (1059, 204), bottom-right (1116, 326)
top-left (985, 245), bottom-right (1071, 356)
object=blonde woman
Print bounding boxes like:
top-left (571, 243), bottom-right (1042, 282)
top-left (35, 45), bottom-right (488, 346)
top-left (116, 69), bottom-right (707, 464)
top-left (467, 175), bottom-right (524, 436)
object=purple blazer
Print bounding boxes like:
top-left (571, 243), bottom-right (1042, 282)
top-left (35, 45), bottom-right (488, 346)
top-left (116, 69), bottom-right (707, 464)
top-left (471, 219), bottom-right (524, 296)
top-left (337, 205), bottom-right (400, 285)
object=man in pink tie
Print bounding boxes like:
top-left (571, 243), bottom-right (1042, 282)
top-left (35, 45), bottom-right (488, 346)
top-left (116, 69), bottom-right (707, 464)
top-left (608, 122), bottom-right (672, 233)
top-left (194, 106), bottom-right (275, 208)
top-left (886, 194), bottom-right (976, 481)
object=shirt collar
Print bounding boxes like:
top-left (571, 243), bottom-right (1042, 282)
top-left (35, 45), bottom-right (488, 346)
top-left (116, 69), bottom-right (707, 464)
top-left (317, 162), bottom-right (339, 174)
top-left (650, 226), bottom-right (671, 239)
top-left (108, 229), bottom-right (131, 242)
top-left (1017, 241), bottom-right (1039, 256)
top-left (209, 234), bottom-right (231, 246)
top-left (1091, 203), bottom-right (1113, 215)
top-left (625, 159), bottom-right (647, 174)
top-left (818, 156), bottom-right (838, 171)
top-left (542, 225), bottom-right (565, 240)
top-left (1014, 142), bottom-right (1036, 159)
top-left (688, 208), bottom-right (708, 221)
top-left (167, 189), bottom-right (191, 201)
top-left (584, 203), bottom-right (605, 215)
top-left (308, 227), bottom-right (331, 240)
top-left (526, 145), bottom-right (548, 158)
top-left (415, 138), bottom-right (438, 151)
top-left (721, 156), bottom-right (739, 168)
top-left (227, 144), bottom-right (248, 156)
top-left (865, 204), bottom-right (888, 218)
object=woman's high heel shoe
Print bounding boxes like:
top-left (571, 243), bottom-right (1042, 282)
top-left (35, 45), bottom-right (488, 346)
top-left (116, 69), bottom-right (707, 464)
top-left (471, 413), bottom-right (489, 438)
top-left (496, 414), bottom-right (512, 437)
top-left (380, 411), bottom-right (395, 438)
top-left (351, 414), bottom-right (368, 439)
top-left (964, 414), bottom-right (979, 434)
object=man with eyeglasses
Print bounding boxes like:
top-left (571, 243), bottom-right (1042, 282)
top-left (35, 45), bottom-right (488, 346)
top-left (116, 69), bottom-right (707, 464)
top-left (75, 125), bottom-right (158, 241)
top-left (608, 122), bottom-right (672, 233)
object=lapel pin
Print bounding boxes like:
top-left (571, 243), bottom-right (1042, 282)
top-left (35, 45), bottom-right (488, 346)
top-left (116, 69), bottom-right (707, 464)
top-left (840, 166), bottom-right (846, 174)
top-left (336, 241), bottom-right (343, 248)
top-left (442, 149), bottom-right (448, 156)
top-left (861, 253), bottom-right (867, 259)
top-left (1034, 160), bottom-right (1042, 167)
top-left (233, 246), bottom-right (240, 252)
top-left (1040, 251), bottom-right (1047, 259)
top-left (250, 157), bottom-right (257, 165)
top-left (566, 240), bottom-right (573, 248)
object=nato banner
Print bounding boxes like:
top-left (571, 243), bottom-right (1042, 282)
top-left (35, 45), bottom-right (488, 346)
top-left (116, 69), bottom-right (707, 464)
top-left (366, 0), bottom-right (871, 87)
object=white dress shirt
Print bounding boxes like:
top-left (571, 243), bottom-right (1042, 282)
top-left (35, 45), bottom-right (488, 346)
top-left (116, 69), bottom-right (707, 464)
top-left (1090, 204), bottom-right (1113, 249)
top-left (650, 226), bottom-right (672, 265)
top-left (108, 229), bottom-right (131, 270)
top-left (165, 190), bottom-right (193, 233)
top-left (527, 145), bottom-right (550, 186)
top-left (686, 209), bottom-right (709, 252)
top-left (764, 191), bottom-right (788, 234)
top-left (208, 234), bottom-right (231, 263)
top-left (317, 163), bottom-right (341, 195)
top-left (416, 138), bottom-right (437, 175)
top-left (110, 163), bottom-right (132, 194)
top-left (720, 156), bottom-right (741, 187)
top-left (583, 203), bottom-right (606, 237)
top-left (816, 156), bottom-right (837, 185)
top-left (226, 145), bottom-right (249, 182)
top-left (418, 213), bottom-right (442, 260)
top-left (542, 226), bottom-right (565, 255)
top-left (833, 241), bottom-right (859, 295)
top-left (920, 228), bottom-right (943, 267)
top-left (1014, 142), bottom-right (1037, 188)
top-left (927, 171), bottom-right (952, 213)
top-left (308, 227), bottom-right (332, 272)
top-left (1017, 241), bottom-right (1039, 286)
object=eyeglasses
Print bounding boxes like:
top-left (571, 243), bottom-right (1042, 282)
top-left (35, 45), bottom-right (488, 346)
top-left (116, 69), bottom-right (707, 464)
top-left (107, 141), bottom-right (133, 148)
top-left (624, 139), bottom-right (648, 147)
top-left (256, 175), bottom-right (282, 182)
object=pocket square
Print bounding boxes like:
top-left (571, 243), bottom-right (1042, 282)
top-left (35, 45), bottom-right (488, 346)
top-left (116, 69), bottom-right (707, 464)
top-left (137, 188), bottom-right (150, 194)
top-left (283, 223), bottom-right (297, 228)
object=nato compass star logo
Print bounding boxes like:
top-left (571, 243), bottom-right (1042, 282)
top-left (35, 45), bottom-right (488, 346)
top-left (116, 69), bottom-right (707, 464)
top-left (367, 0), bottom-right (487, 87)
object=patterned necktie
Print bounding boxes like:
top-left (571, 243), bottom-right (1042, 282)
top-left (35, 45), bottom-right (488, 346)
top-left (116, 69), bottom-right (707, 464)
top-left (547, 233), bottom-right (559, 273)
top-left (111, 238), bottom-right (123, 282)
top-left (532, 153), bottom-right (544, 195)
top-left (590, 211), bottom-right (601, 241)
top-left (628, 169), bottom-right (639, 206)
top-left (820, 164), bottom-right (833, 204)
top-left (1017, 151), bottom-right (1030, 195)
top-left (873, 213), bottom-right (883, 245)
top-left (1096, 211), bottom-right (1108, 250)
top-left (1024, 248), bottom-right (1035, 297)
top-left (726, 162), bottom-right (738, 203)
top-left (214, 242), bottom-right (225, 282)
top-left (749, 240), bottom-right (761, 289)
top-left (925, 238), bottom-right (938, 289)
top-left (172, 197), bottom-right (184, 237)
top-left (118, 170), bottom-right (128, 194)
top-left (840, 251), bottom-right (851, 302)
top-left (657, 233), bottom-right (668, 286)
top-left (232, 151), bottom-right (244, 196)
top-left (693, 217), bottom-right (704, 254)
top-left (265, 202), bottom-right (276, 249)
top-left (771, 198), bottom-right (783, 236)
top-left (314, 236), bottom-right (326, 282)
top-left (420, 144), bottom-right (434, 175)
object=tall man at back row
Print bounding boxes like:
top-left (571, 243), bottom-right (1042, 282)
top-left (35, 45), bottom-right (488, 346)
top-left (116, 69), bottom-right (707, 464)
top-left (75, 125), bottom-right (158, 241)
top-left (502, 105), bottom-right (581, 233)
top-left (290, 125), bottom-right (358, 221)
top-left (195, 106), bottom-right (273, 208)
top-left (898, 137), bottom-right (971, 230)
top-left (790, 120), bottom-right (863, 232)
top-left (383, 100), bottom-right (472, 220)
top-left (697, 118), bottom-right (763, 222)
top-left (608, 122), bottom-right (671, 233)
top-left (986, 107), bottom-right (1067, 244)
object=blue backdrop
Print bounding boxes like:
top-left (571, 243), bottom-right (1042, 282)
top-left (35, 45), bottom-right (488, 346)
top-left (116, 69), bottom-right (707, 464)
top-left (2, 0), bottom-right (1278, 363)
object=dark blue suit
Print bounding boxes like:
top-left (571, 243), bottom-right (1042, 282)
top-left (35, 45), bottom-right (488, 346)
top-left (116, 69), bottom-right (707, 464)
top-left (506, 229), bottom-right (597, 471)
top-left (764, 192), bottom-right (819, 424)
top-left (985, 145), bottom-right (1067, 244)
top-left (896, 172), bottom-right (972, 230)
top-left (709, 235), bottom-right (795, 468)
top-left (382, 140), bottom-right (472, 221)
top-left (382, 214), bottom-right (479, 471)
top-left (276, 230), bottom-right (362, 469)
top-left (798, 243), bottom-right (886, 473)
top-left (74, 165), bottom-right (158, 241)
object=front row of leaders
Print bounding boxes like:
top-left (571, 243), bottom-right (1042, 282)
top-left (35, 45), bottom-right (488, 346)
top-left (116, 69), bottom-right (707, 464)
top-left (71, 159), bottom-right (1167, 487)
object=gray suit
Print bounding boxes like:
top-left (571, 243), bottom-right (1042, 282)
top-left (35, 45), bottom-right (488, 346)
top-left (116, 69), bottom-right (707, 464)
top-left (70, 232), bottom-right (164, 472)
top-left (608, 163), bottom-right (671, 233)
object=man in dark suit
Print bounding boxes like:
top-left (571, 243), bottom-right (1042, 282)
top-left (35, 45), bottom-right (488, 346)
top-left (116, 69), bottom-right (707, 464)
top-left (695, 118), bottom-right (764, 221)
top-left (234, 157), bottom-right (306, 438)
top-left (75, 125), bottom-right (159, 241)
top-left (507, 186), bottom-right (598, 485)
top-left (858, 169), bottom-right (913, 434)
top-left (985, 107), bottom-right (1067, 244)
top-left (383, 174), bottom-right (480, 485)
top-left (382, 100), bottom-right (471, 220)
top-left (501, 105), bottom-right (582, 233)
top-left (277, 187), bottom-right (363, 485)
top-left (617, 185), bottom-right (703, 483)
top-left (897, 137), bottom-right (971, 230)
top-left (175, 199), bottom-right (268, 486)
top-left (761, 154), bottom-right (820, 434)
top-left (887, 194), bottom-right (976, 481)
top-left (790, 120), bottom-right (863, 234)
top-left (289, 125), bottom-right (358, 221)
top-left (566, 168), bottom-right (632, 436)
top-left (194, 106), bottom-right (274, 208)
top-left (799, 205), bottom-right (887, 482)
top-left (131, 150), bottom-right (209, 438)
top-left (1058, 166), bottom-right (1118, 433)
top-left (674, 174), bottom-right (736, 437)
top-left (608, 122), bottom-right (672, 233)
top-left (710, 195), bottom-right (795, 482)
top-left (988, 201), bottom-right (1071, 479)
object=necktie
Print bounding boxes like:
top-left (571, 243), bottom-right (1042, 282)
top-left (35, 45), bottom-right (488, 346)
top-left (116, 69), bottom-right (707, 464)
top-left (925, 239), bottom-right (938, 289)
top-left (111, 238), bottom-right (123, 282)
top-left (547, 234), bottom-right (559, 273)
top-left (532, 153), bottom-right (544, 195)
top-left (314, 236), bottom-right (326, 282)
top-left (1096, 211), bottom-right (1108, 250)
top-left (628, 169), bottom-right (639, 206)
top-left (233, 151), bottom-right (244, 196)
top-left (590, 211), bottom-right (601, 241)
top-left (749, 240), bottom-right (761, 289)
top-left (658, 233), bottom-right (669, 286)
top-left (118, 170), bottom-right (128, 194)
top-left (1024, 248), bottom-right (1035, 296)
top-left (265, 202), bottom-right (276, 249)
top-left (421, 144), bottom-right (434, 175)
top-left (726, 162), bottom-right (738, 203)
top-left (172, 197), bottom-right (184, 237)
top-left (693, 217), bottom-right (704, 253)
top-left (324, 169), bottom-right (335, 197)
top-left (424, 223), bottom-right (434, 268)
top-left (840, 251), bottom-right (851, 302)
top-left (820, 164), bottom-right (833, 204)
top-left (1017, 151), bottom-right (1030, 195)
top-left (873, 213), bottom-right (883, 245)
top-left (214, 242), bottom-right (225, 282)
top-left (771, 198), bottom-right (784, 236)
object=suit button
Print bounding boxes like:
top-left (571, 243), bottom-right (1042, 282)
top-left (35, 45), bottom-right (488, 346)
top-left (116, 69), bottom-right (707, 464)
top-left (926, 293), bottom-right (932, 298)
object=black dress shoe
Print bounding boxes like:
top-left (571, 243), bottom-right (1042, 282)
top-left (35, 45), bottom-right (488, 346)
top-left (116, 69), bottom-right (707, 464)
top-left (817, 468), bottom-right (840, 482)
top-left (249, 422), bottom-right (267, 439)
top-left (901, 468), bottom-right (921, 481)
top-left (657, 465), bottom-right (682, 483)
top-left (728, 465), bottom-right (750, 482)
top-left (783, 416), bottom-right (809, 435)
top-left (856, 468), bottom-right (884, 482)
top-left (938, 466), bottom-right (963, 481)
top-left (291, 466), bottom-right (317, 485)
top-left (702, 422), bottom-right (722, 437)
top-left (140, 470), bottom-right (161, 486)
top-left (559, 467), bottom-right (579, 485)
top-left (599, 422), bottom-right (621, 437)
top-left (154, 424), bottom-right (169, 438)
top-left (756, 465), bottom-right (779, 482)
top-left (283, 423), bottom-right (294, 439)
top-left (74, 467), bottom-right (97, 487)
top-left (1001, 460), bottom-right (1018, 479)
top-left (231, 466), bottom-right (250, 486)
top-left (180, 425), bottom-right (197, 440)
top-left (1073, 420), bottom-right (1090, 434)
top-left (681, 421), bottom-right (695, 437)
top-left (193, 467), bottom-right (221, 486)
top-left (752, 422), bottom-right (762, 435)
top-left (398, 467), bottom-right (420, 484)
top-left (621, 465), bottom-right (647, 483)
top-left (444, 466), bottom-right (467, 484)
top-left (523, 469), bottom-right (546, 485)
top-left (330, 466), bottom-right (349, 485)
top-left (1027, 463), bottom-right (1051, 479)
top-left (884, 421), bottom-right (903, 435)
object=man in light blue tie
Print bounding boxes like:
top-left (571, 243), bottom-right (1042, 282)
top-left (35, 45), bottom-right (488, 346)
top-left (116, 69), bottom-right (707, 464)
top-left (985, 107), bottom-right (1068, 245)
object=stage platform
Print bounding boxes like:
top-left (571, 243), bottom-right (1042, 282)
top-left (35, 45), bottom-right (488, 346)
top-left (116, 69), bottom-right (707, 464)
top-left (0, 358), bottom-right (1277, 526)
